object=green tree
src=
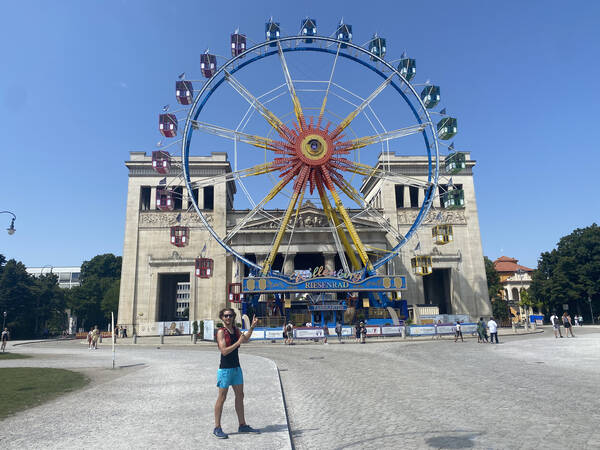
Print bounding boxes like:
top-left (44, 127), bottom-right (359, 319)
top-left (67, 254), bottom-right (122, 329)
top-left (492, 298), bottom-right (509, 321)
top-left (0, 258), bottom-right (37, 339)
top-left (530, 223), bottom-right (600, 320)
top-left (484, 256), bottom-right (502, 300)
top-left (101, 279), bottom-right (120, 321)
top-left (30, 273), bottom-right (66, 336)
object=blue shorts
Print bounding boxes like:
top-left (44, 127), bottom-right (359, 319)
top-left (216, 367), bottom-right (244, 388)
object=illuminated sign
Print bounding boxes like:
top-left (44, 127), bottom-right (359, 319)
top-left (242, 275), bottom-right (406, 293)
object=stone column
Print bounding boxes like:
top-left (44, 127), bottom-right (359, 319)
top-left (324, 253), bottom-right (335, 273)
top-left (197, 187), bottom-right (204, 210)
top-left (283, 253), bottom-right (295, 276)
top-left (418, 188), bottom-right (425, 208)
top-left (151, 186), bottom-right (157, 210)
top-left (403, 186), bottom-right (411, 209)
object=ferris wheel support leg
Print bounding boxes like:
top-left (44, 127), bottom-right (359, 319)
top-left (317, 185), bottom-right (361, 271)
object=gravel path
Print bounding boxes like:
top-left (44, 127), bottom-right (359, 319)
top-left (0, 342), bottom-right (291, 449)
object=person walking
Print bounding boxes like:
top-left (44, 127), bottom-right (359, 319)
top-left (322, 324), bottom-right (329, 344)
top-left (285, 322), bottom-right (294, 345)
top-left (91, 326), bottom-right (100, 349)
top-left (550, 313), bottom-right (563, 338)
top-left (562, 312), bottom-right (575, 337)
top-left (282, 323), bottom-right (288, 345)
top-left (454, 321), bottom-right (463, 342)
top-left (213, 308), bottom-right (260, 440)
top-left (1, 328), bottom-right (9, 352)
top-left (335, 321), bottom-right (343, 343)
top-left (574, 315), bottom-right (579, 327)
top-left (359, 322), bottom-right (367, 344)
top-left (477, 317), bottom-right (488, 343)
top-left (488, 317), bottom-right (499, 344)
top-left (87, 328), bottom-right (93, 349)
top-left (355, 322), bottom-right (361, 343)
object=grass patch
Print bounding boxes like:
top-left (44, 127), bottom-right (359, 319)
top-left (0, 353), bottom-right (32, 360)
top-left (0, 368), bottom-right (89, 419)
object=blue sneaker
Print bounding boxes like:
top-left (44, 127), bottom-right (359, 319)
top-left (238, 424), bottom-right (260, 434)
top-left (213, 427), bottom-right (228, 439)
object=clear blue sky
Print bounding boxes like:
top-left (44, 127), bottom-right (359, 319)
top-left (1, 0), bottom-right (598, 270)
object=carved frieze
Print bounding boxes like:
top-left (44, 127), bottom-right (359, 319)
top-left (139, 211), bottom-right (213, 227)
top-left (397, 209), bottom-right (466, 225)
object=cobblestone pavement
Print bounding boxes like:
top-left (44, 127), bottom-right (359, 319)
top-left (0, 342), bottom-right (290, 450)
top-left (246, 327), bottom-right (600, 449)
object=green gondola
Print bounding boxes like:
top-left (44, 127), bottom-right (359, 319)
top-left (369, 35), bottom-right (386, 60)
top-left (420, 85), bottom-right (440, 108)
top-left (397, 58), bottom-right (416, 81)
top-left (442, 189), bottom-right (464, 209)
top-left (437, 117), bottom-right (457, 140)
top-left (445, 152), bottom-right (466, 174)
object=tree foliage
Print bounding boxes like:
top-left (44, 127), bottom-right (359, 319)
top-left (67, 254), bottom-right (122, 329)
top-left (484, 256), bottom-right (501, 300)
top-left (0, 256), bottom-right (66, 339)
top-left (530, 223), bottom-right (600, 319)
top-left (492, 298), bottom-right (509, 320)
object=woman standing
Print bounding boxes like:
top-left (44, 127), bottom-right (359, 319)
top-left (562, 312), bottom-right (575, 337)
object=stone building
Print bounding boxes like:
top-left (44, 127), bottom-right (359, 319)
top-left (494, 256), bottom-right (534, 319)
top-left (118, 151), bottom-right (491, 335)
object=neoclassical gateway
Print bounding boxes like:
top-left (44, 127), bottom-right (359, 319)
top-left (118, 23), bottom-right (493, 334)
top-left (117, 151), bottom-right (491, 334)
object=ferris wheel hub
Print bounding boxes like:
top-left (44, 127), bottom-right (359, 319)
top-left (295, 124), bottom-right (334, 167)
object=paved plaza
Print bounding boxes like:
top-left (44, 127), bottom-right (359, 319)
top-left (1, 327), bottom-right (599, 449)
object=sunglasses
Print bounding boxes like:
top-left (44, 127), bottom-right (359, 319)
top-left (223, 314), bottom-right (234, 318)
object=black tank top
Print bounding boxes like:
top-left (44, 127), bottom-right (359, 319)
top-left (219, 327), bottom-right (241, 369)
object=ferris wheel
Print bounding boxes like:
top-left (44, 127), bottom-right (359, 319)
top-left (153, 18), bottom-right (464, 302)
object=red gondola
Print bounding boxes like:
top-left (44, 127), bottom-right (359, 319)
top-left (170, 226), bottom-right (189, 247)
top-left (200, 53), bottom-right (217, 78)
top-left (156, 187), bottom-right (174, 211)
top-left (175, 80), bottom-right (193, 105)
top-left (152, 151), bottom-right (171, 174)
top-left (195, 257), bottom-right (214, 278)
top-left (159, 114), bottom-right (178, 138)
top-left (228, 283), bottom-right (242, 303)
top-left (231, 33), bottom-right (246, 57)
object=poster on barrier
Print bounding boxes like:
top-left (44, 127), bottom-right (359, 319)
top-left (461, 324), bottom-right (477, 334)
top-left (265, 329), bottom-right (283, 339)
top-left (436, 325), bottom-right (455, 334)
top-left (366, 326), bottom-right (381, 336)
top-left (294, 328), bottom-right (324, 339)
top-left (409, 326), bottom-right (436, 336)
top-left (248, 330), bottom-right (265, 340)
top-left (341, 327), bottom-right (353, 336)
top-left (381, 326), bottom-right (402, 335)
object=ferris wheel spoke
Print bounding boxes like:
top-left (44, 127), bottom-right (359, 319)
top-left (191, 120), bottom-right (286, 152)
top-left (223, 70), bottom-right (294, 142)
top-left (337, 123), bottom-right (429, 152)
top-left (277, 42), bottom-right (306, 130)
top-left (331, 73), bottom-right (395, 138)
top-left (191, 162), bottom-right (276, 191)
top-left (262, 168), bottom-right (310, 275)
top-left (318, 42), bottom-right (342, 127)
top-left (339, 161), bottom-right (431, 190)
top-left (317, 183), bottom-right (361, 271)
top-left (224, 168), bottom-right (298, 243)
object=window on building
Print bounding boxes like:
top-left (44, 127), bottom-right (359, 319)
top-left (204, 186), bottom-right (214, 210)
top-left (395, 185), bottom-right (404, 208)
top-left (409, 186), bottom-right (419, 208)
top-left (71, 272), bottom-right (80, 282)
top-left (173, 186), bottom-right (183, 210)
top-left (140, 186), bottom-right (151, 211)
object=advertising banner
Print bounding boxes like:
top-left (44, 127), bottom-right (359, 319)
top-left (248, 330), bottom-right (265, 340)
top-left (408, 325), bottom-right (436, 336)
top-left (158, 321), bottom-right (190, 336)
top-left (435, 325), bottom-right (455, 335)
top-left (461, 324), bottom-right (477, 334)
top-left (381, 326), bottom-right (402, 335)
top-left (366, 326), bottom-right (381, 336)
top-left (294, 327), bottom-right (325, 339)
top-left (265, 329), bottom-right (283, 339)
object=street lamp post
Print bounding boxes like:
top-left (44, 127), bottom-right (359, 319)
top-left (0, 211), bottom-right (17, 235)
top-left (2, 311), bottom-right (6, 330)
top-left (588, 296), bottom-right (595, 325)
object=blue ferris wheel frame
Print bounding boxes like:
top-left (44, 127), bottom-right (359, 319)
top-left (181, 35), bottom-right (440, 279)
